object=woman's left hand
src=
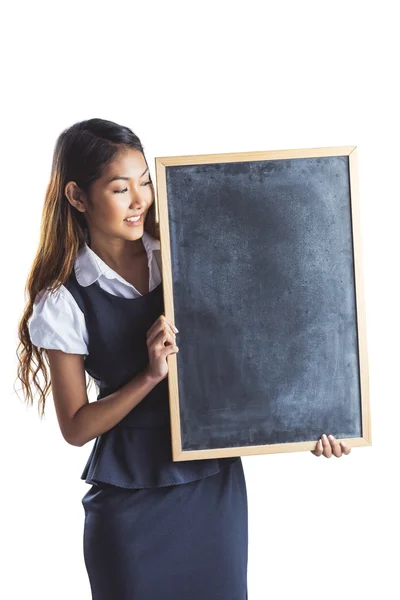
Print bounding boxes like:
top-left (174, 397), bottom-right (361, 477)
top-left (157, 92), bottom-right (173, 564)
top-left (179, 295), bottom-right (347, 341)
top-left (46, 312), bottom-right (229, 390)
top-left (311, 433), bottom-right (351, 458)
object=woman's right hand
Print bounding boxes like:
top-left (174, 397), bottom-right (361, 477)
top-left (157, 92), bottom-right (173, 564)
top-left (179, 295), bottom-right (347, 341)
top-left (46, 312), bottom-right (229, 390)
top-left (144, 315), bottom-right (179, 382)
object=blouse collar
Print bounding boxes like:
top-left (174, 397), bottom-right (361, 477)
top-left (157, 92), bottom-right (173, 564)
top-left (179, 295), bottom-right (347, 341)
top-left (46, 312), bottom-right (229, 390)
top-left (74, 230), bottom-right (161, 287)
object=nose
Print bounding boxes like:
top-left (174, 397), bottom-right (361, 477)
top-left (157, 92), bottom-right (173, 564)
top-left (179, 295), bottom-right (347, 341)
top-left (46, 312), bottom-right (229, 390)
top-left (129, 194), bottom-right (147, 211)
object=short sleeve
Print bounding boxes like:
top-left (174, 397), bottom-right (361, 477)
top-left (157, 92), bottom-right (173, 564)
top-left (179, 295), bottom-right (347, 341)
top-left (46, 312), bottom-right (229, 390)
top-left (28, 284), bottom-right (89, 356)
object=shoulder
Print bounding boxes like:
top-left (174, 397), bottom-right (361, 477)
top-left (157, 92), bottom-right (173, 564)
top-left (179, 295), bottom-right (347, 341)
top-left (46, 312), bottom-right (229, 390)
top-left (28, 284), bottom-right (88, 356)
top-left (31, 282), bottom-right (83, 318)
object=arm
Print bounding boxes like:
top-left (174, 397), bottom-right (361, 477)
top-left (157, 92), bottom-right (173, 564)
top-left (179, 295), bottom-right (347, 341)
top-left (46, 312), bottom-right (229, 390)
top-left (46, 349), bottom-right (162, 447)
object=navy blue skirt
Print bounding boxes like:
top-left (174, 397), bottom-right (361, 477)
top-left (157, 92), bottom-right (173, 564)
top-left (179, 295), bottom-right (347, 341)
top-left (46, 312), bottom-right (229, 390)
top-left (81, 458), bottom-right (248, 600)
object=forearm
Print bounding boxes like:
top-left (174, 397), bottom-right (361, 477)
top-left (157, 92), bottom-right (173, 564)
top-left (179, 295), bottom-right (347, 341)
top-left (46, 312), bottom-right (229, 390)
top-left (71, 368), bottom-right (163, 447)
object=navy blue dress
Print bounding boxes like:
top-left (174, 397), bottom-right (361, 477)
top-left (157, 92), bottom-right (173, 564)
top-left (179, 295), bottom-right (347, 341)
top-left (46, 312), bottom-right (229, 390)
top-left (64, 269), bottom-right (248, 600)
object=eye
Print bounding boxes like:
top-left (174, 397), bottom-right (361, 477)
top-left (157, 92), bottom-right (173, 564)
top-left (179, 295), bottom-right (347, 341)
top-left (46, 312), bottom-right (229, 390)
top-left (113, 181), bottom-right (152, 193)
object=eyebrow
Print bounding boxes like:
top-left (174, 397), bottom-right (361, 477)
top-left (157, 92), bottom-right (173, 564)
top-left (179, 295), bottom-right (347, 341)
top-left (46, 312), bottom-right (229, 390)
top-left (106, 166), bottom-right (149, 184)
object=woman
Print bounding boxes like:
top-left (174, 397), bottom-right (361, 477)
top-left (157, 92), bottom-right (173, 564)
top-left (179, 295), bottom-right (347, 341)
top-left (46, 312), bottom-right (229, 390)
top-left (16, 118), bottom-right (351, 600)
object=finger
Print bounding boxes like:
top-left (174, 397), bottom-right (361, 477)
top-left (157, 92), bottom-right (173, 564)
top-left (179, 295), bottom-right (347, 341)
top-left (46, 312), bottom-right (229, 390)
top-left (321, 434), bottom-right (332, 458)
top-left (167, 318), bottom-right (179, 334)
top-left (162, 315), bottom-right (177, 338)
top-left (147, 317), bottom-right (176, 346)
top-left (149, 328), bottom-right (176, 351)
top-left (147, 329), bottom-right (175, 358)
top-left (146, 315), bottom-right (174, 341)
top-left (340, 441), bottom-right (351, 455)
top-left (327, 435), bottom-right (342, 458)
top-left (160, 315), bottom-right (175, 335)
top-left (311, 438), bottom-right (323, 456)
top-left (162, 341), bottom-right (179, 359)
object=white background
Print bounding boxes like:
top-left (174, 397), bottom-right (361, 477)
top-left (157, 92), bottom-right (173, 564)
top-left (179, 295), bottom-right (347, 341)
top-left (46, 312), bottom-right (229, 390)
top-left (2, 1), bottom-right (399, 598)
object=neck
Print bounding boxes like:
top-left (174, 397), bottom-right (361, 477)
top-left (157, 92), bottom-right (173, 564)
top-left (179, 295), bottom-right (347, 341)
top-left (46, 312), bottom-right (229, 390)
top-left (88, 235), bottom-right (146, 272)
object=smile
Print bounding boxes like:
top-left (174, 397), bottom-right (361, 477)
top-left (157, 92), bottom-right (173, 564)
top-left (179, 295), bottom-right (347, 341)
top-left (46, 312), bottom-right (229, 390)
top-left (124, 215), bottom-right (142, 226)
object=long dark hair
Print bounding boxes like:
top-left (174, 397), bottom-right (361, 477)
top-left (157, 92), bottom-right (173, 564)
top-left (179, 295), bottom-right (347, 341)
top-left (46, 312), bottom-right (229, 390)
top-left (15, 118), bottom-right (159, 419)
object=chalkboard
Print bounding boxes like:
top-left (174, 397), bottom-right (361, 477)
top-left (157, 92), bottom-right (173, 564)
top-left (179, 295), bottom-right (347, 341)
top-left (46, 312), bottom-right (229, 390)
top-left (154, 146), bottom-right (371, 460)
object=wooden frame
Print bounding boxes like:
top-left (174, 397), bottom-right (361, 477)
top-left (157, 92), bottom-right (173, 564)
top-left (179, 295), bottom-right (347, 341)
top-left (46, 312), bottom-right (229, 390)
top-left (154, 146), bottom-right (371, 461)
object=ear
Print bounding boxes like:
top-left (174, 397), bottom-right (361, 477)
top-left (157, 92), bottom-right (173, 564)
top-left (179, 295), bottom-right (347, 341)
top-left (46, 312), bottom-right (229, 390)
top-left (65, 181), bottom-right (87, 213)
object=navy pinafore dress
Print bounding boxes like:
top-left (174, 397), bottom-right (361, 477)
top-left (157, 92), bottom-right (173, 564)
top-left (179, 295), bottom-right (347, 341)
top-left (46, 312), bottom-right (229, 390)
top-left (64, 268), bottom-right (248, 600)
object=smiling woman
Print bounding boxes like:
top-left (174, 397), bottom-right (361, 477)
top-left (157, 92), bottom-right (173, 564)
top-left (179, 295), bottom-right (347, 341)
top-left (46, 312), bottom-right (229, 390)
top-left (63, 147), bottom-right (156, 266)
top-left (16, 118), bottom-right (249, 600)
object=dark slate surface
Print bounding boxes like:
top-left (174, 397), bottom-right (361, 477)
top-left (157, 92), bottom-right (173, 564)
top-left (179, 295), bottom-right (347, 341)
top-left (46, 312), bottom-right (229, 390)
top-left (166, 155), bottom-right (362, 451)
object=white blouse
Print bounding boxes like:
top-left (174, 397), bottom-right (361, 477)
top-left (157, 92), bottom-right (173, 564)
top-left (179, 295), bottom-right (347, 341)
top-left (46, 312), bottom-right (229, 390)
top-left (28, 231), bottom-right (162, 358)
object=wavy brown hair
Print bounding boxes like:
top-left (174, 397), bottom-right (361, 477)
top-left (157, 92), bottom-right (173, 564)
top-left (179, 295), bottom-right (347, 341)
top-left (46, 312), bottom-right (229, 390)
top-left (15, 118), bottom-right (159, 419)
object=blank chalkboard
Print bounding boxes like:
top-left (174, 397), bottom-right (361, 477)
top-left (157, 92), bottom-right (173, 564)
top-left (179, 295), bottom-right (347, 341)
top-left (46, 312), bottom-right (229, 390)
top-left (155, 146), bottom-right (371, 460)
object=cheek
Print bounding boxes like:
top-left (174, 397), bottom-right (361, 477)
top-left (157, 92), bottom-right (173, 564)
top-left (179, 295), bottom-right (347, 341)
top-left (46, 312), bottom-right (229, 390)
top-left (100, 198), bottom-right (126, 220)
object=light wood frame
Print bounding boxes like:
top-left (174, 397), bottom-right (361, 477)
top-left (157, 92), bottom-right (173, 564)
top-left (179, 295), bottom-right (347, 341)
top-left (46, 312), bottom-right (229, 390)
top-left (154, 146), bottom-right (371, 461)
